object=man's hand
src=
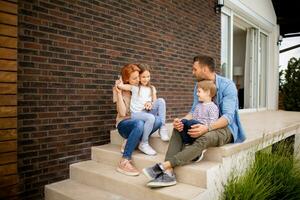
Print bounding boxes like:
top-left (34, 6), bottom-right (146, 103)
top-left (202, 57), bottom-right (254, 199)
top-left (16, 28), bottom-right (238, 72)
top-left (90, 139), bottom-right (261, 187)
top-left (188, 124), bottom-right (209, 138)
top-left (173, 118), bottom-right (183, 132)
top-left (144, 102), bottom-right (152, 111)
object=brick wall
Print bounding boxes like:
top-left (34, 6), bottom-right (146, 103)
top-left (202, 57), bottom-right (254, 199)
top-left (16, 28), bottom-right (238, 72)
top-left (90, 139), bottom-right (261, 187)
top-left (18, 0), bottom-right (220, 199)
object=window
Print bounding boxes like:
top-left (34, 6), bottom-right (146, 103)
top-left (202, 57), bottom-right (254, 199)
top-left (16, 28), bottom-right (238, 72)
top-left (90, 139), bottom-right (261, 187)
top-left (221, 12), bottom-right (269, 110)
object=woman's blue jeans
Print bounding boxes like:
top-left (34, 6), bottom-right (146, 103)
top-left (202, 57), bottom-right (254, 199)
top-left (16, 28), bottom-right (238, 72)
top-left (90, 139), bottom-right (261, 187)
top-left (117, 116), bottom-right (162, 159)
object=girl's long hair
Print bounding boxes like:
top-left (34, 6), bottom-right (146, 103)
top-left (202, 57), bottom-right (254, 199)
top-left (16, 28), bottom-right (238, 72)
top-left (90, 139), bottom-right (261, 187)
top-left (138, 64), bottom-right (154, 98)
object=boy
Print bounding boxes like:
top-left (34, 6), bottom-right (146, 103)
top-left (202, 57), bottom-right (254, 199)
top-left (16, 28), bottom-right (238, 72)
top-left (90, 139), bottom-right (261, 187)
top-left (180, 80), bottom-right (219, 145)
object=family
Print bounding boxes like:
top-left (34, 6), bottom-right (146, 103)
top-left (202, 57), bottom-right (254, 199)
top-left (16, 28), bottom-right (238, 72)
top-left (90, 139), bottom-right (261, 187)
top-left (112, 55), bottom-right (246, 188)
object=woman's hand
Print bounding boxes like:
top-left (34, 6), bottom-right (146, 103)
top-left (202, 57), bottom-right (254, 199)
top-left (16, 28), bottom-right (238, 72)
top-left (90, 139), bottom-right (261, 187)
top-left (144, 101), bottom-right (152, 110)
top-left (115, 85), bottom-right (121, 94)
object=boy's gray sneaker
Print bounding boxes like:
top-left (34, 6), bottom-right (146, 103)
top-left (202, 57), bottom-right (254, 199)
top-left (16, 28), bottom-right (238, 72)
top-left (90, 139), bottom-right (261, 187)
top-left (142, 163), bottom-right (163, 180)
top-left (146, 172), bottom-right (177, 188)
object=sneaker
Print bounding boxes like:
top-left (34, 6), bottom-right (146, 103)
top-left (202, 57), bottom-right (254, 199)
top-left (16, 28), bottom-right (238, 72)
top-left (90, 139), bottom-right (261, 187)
top-left (147, 171), bottom-right (177, 188)
top-left (116, 158), bottom-right (140, 176)
top-left (142, 163), bottom-right (164, 180)
top-left (159, 125), bottom-right (169, 141)
top-left (120, 139), bottom-right (127, 153)
top-left (138, 142), bottom-right (157, 156)
top-left (193, 149), bottom-right (207, 162)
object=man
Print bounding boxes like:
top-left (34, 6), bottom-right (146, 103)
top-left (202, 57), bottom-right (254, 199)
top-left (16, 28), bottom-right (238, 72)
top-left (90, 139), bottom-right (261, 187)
top-left (142, 55), bottom-right (246, 187)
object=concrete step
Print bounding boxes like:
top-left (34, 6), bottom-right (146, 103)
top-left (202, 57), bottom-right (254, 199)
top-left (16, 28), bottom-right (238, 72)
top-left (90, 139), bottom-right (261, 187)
top-left (111, 127), bottom-right (225, 162)
top-left (91, 144), bottom-right (221, 188)
top-left (70, 160), bottom-right (206, 200)
top-left (45, 179), bottom-right (129, 200)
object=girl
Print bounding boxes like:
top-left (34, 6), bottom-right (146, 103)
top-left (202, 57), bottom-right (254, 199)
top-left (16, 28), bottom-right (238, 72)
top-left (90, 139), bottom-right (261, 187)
top-left (113, 64), bottom-right (162, 176)
top-left (117, 65), bottom-right (169, 156)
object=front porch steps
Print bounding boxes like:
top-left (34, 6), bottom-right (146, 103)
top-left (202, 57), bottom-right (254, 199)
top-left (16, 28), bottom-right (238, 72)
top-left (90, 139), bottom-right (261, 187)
top-left (45, 179), bottom-right (130, 200)
top-left (92, 144), bottom-right (221, 188)
top-left (45, 111), bottom-right (300, 200)
top-left (70, 160), bottom-right (205, 200)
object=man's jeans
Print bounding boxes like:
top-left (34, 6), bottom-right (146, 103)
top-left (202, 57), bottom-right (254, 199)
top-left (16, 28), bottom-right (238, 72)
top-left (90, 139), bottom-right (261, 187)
top-left (131, 98), bottom-right (166, 143)
top-left (165, 127), bottom-right (233, 167)
top-left (117, 117), bottom-right (162, 159)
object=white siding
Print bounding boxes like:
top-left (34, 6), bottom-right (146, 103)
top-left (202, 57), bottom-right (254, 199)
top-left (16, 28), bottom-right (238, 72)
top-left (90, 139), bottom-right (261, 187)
top-left (240, 0), bottom-right (277, 24)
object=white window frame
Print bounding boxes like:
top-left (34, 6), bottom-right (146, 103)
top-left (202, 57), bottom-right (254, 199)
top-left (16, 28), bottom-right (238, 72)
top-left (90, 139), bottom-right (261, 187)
top-left (221, 8), bottom-right (270, 112)
top-left (258, 30), bottom-right (269, 109)
top-left (221, 7), bottom-right (233, 79)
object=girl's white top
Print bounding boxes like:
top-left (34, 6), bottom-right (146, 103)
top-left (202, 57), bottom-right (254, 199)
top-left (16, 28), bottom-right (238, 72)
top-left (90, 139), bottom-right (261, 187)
top-left (130, 85), bottom-right (155, 113)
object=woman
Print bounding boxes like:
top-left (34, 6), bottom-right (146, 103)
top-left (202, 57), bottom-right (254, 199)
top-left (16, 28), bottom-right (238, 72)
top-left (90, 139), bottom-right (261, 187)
top-left (113, 64), bottom-right (162, 176)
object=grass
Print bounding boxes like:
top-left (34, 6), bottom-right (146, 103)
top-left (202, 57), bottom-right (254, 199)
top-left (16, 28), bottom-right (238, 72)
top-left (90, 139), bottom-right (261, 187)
top-left (222, 140), bottom-right (300, 200)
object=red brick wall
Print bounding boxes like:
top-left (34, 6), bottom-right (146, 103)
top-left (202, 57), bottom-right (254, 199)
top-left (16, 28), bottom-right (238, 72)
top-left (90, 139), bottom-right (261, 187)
top-left (18, 0), bottom-right (220, 199)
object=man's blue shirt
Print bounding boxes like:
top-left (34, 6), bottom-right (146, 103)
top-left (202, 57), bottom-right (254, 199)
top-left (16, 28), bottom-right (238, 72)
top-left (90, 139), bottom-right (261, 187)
top-left (190, 75), bottom-right (246, 143)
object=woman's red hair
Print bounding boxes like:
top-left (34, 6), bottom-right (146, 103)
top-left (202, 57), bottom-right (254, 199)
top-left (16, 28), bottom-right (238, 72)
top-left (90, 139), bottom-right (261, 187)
top-left (121, 64), bottom-right (140, 83)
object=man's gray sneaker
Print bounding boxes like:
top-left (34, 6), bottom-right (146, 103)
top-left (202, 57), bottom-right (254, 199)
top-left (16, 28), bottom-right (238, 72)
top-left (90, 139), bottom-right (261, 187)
top-left (142, 163), bottom-right (163, 180)
top-left (146, 172), bottom-right (177, 188)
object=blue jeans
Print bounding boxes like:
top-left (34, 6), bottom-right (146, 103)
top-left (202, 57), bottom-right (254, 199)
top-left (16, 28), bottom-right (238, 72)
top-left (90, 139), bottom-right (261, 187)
top-left (150, 98), bottom-right (166, 125)
top-left (117, 117), bottom-right (162, 159)
top-left (180, 119), bottom-right (201, 144)
top-left (131, 98), bottom-right (166, 143)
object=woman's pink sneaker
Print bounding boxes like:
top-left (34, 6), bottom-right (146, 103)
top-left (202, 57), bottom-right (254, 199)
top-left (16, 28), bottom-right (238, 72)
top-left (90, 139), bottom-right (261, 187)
top-left (116, 158), bottom-right (140, 176)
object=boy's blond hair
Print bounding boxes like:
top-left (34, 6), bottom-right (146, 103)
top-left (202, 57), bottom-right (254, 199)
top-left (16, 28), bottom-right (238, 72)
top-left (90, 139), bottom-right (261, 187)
top-left (198, 80), bottom-right (217, 98)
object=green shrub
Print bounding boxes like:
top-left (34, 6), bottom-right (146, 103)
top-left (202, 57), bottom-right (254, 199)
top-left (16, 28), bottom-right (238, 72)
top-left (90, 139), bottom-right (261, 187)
top-left (279, 57), bottom-right (300, 111)
top-left (222, 142), bottom-right (300, 200)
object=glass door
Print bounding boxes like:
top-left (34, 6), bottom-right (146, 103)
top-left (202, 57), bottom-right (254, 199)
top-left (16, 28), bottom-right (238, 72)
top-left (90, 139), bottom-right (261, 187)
top-left (222, 11), bottom-right (269, 110)
top-left (221, 12), bottom-right (232, 79)
top-left (259, 32), bottom-right (268, 108)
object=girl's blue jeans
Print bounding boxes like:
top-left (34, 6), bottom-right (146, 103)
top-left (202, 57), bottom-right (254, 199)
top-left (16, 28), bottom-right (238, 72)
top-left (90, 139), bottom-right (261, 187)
top-left (131, 98), bottom-right (166, 143)
top-left (117, 117), bottom-right (162, 159)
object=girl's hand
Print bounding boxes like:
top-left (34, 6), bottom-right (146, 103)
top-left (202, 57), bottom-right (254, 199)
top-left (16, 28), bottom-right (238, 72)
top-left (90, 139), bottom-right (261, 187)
top-left (144, 101), bottom-right (152, 110)
top-left (115, 77), bottom-right (124, 90)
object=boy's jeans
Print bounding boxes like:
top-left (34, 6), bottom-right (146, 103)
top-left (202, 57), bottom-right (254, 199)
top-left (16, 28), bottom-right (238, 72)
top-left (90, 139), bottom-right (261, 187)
top-left (180, 119), bottom-right (201, 144)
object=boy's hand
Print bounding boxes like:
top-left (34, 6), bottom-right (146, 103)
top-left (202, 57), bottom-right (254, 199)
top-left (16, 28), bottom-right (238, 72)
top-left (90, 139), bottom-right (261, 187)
top-left (188, 124), bottom-right (208, 138)
top-left (173, 118), bottom-right (183, 132)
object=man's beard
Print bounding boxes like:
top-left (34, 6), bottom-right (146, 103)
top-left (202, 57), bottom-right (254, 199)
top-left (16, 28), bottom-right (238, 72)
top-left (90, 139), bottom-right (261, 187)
top-left (196, 76), bottom-right (204, 81)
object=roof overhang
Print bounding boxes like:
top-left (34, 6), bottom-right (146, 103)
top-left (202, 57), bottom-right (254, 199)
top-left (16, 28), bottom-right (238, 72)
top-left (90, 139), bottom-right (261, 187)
top-left (272, 0), bottom-right (300, 38)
